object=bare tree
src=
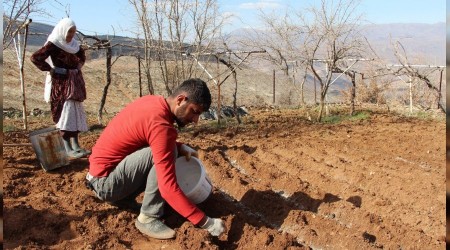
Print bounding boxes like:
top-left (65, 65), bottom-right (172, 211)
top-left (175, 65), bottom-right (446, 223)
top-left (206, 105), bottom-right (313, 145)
top-left (392, 41), bottom-right (445, 113)
top-left (244, 10), bottom-right (303, 76)
top-left (4, 0), bottom-right (50, 129)
top-left (129, 0), bottom-right (225, 96)
top-left (129, 0), bottom-right (155, 94)
top-left (236, 11), bottom-right (310, 108)
top-left (242, 0), bottom-right (365, 120)
top-left (3, 0), bottom-right (48, 50)
top-left (300, 0), bottom-right (365, 121)
top-left (153, 0), bottom-right (173, 94)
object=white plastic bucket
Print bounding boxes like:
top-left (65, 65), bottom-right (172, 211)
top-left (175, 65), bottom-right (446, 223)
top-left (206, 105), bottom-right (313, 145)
top-left (175, 157), bottom-right (212, 204)
top-left (29, 127), bottom-right (69, 171)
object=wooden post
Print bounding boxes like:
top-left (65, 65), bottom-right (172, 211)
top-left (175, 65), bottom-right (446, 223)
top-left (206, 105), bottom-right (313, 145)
top-left (314, 75), bottom-right (317, 104)
top-left (138, 55), bottom-right (142, 97)
top-left (18, 19), bottom-right (32, 130)
top-left (409, 76), bottom-right (413, 114)
top-left (217, 57), bottom-right (221, 125)
top-left (233, 72), bottom-right (241, 124)
top-left (272, 69), bottom-right (275, 104)
top-left (350, 73), bottom-right (356, 115)
top-left (437, 69), bottom-right (443, 109)
top-left (325, 63), bottom-right (330, 116)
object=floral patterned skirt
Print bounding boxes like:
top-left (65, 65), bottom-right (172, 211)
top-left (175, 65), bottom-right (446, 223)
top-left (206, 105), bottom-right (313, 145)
top-left (55, 100), bottom-right (88, 132)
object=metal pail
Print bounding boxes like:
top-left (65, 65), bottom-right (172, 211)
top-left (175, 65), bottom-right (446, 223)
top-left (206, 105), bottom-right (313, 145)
top-left (29, 127), bottom-right (69, 171)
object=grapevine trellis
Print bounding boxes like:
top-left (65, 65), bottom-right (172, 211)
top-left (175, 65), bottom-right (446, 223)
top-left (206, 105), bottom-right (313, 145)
top-left (289, 57), bottom-right (445, 116)
top-left (385, 64), bottom-right (445, 113)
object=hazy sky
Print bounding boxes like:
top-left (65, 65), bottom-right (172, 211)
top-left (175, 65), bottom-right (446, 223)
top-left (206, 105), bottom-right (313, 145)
top-left (29, 0), bottom-right (446, 37)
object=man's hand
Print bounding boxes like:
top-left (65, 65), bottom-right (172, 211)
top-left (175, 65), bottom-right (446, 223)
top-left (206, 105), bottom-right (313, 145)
top-left (179, 144), bottom-right (198, 161)
top-left (199, 216), bottom-right (226, 236)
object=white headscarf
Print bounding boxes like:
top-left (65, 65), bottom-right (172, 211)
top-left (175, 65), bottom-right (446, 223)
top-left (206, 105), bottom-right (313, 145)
top-left (47, 17), bottom-right (80, 54)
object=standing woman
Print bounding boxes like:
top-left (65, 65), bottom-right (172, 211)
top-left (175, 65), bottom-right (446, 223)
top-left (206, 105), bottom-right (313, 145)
top-left (31, 17), bottom-right (90, 158)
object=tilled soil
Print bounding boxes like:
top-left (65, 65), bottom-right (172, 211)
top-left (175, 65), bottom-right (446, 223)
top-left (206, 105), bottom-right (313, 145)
top-left (3, 109), bottom-right (446, 249)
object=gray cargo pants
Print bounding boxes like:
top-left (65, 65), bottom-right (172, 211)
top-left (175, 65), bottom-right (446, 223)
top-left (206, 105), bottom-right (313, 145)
top-left (86, 146), bottom-right (178, 218)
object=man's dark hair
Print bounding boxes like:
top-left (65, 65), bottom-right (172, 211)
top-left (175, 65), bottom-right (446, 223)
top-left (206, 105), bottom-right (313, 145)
top-left (172, 78), bottom-right (211, 111)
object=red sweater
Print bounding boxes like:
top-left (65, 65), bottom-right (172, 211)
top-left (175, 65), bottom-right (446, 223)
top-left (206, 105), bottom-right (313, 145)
top-left (89, 95), bottom-right (205, 224)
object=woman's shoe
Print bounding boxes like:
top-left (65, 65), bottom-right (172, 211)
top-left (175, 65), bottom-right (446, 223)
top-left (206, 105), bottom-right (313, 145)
top-left (67, 150), bottom-right (84, 159)
top-left (74, 148), bottom-right (91, 157)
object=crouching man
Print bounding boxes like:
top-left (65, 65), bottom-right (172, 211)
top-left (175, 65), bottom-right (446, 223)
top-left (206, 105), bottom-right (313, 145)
top-left (86, 78), bottom-right (225, 239)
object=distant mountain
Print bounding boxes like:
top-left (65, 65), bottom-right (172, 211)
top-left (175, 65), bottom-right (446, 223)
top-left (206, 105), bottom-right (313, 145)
top-left (26, 21), bottom-right (130, 46)
top-left (360, 22), bottom-right (445, 64)
top-left (24, 21), bottom-right (143, 58)
top-left (226, 22), bottom-right (445, 65)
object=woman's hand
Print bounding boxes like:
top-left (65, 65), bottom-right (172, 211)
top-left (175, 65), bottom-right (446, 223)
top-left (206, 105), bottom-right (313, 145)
top-left (50, 67), bottom-right (67, 76)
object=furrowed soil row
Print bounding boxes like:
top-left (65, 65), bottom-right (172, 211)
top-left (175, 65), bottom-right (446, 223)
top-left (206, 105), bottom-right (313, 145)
top-left (193, 114), bottom-right (445, 249)
top-left (204, 147), bottom-right (402, 248)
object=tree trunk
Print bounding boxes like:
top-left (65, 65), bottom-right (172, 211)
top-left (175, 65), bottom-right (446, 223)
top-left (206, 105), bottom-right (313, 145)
top-left (350, 73), bottom-right (356, 115)
top-left (317, 94), bottom-right (325, 122)
top-left (314, 76), bottom-right (317, 104)
top-left (300, 77), bottom-right (306, 106)
top-left (98, 45), bottom-right (112, 124)
top-left (272, 69), bottom-right (276, 104)
top-left (300, 67), bottom-right (307, 106)
top-left (145, 58), bottom-right (154, 95)
top-left (232, 70), bottom-right (241, 124)
top-left (138, 55), bottom-right (142, 97)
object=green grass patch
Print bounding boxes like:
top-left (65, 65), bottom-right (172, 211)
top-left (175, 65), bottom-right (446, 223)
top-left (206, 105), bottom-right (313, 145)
top-left (322, 115), bottom-right (342, 124)
top-left (414, 110), bottom-right (435, 120)
top-left (394, 109), bottom-right (445, 122)
top-left (348, 111), bottom-right (371, 121)
top-left (3, 124), bottom-right (19, 132)
top-left (322, 111), bottom-right (371, 124)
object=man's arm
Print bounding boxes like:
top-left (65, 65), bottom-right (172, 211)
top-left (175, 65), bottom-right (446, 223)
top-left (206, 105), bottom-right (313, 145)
top-left (148, 123), bottom-right (205, 224)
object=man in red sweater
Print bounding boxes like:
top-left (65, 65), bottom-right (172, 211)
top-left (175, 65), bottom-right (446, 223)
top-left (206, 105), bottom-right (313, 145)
top-left (86, 78), bottom-right (225, 239)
